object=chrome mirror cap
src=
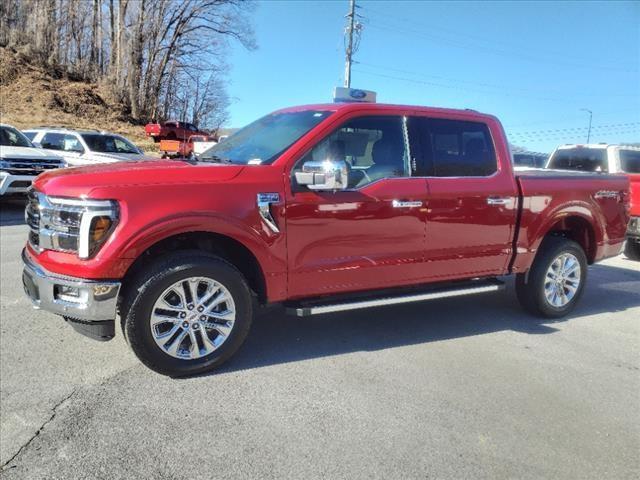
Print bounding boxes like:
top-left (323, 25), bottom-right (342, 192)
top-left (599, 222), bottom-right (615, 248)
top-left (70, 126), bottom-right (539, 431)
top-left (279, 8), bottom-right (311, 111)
top-left (295, 160), bottom-right (349, 191)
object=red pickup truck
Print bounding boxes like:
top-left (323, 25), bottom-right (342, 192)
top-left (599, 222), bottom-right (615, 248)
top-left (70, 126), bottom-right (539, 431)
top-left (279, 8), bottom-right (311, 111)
top-left (144, 121), bottom-right (208, 142)
top-left (22, 102), bottom-right (629, 376)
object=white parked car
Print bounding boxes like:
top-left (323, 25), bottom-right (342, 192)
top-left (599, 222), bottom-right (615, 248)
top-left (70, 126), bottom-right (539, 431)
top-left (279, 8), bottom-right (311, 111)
top-left (0, 124), bottom-right (65, 197)
top-left (23, 128), bottom-right (153, 167)
top-left (546, 143), bottom-right (640, 173)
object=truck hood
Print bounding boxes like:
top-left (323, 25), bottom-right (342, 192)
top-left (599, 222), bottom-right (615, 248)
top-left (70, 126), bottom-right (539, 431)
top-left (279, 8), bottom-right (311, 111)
top-left (628, 174), bottom-right (640, 216)
top-left (33, 160), bottom-right (245, 198)
top-left (88, 151), bottom-right (157, 162)
top-left (0, 145), bottom-right (64, 161)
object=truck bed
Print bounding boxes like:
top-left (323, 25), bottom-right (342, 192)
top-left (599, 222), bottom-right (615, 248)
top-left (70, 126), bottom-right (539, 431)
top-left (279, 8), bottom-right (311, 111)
top-left (511, 168), bottom-right (629, 272)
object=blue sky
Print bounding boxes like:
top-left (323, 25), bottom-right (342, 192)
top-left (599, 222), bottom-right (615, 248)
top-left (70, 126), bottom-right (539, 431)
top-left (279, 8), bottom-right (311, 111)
top-left (226, 0), bottom-right (639, 153)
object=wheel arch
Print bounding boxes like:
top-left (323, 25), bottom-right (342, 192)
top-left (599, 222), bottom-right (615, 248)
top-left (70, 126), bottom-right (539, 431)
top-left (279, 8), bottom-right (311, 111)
top-left (539, 213), bottom-right (597, 264)
top-left (121, 230), bottom-right (269, 304)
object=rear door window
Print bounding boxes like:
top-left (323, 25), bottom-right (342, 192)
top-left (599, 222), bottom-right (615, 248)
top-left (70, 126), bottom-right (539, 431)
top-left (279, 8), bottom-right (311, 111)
top-left (547, 148), bottom-right (607, 172)
top-left (619, 150), bottom-right (640, 173)
top-left (41, 133), bottom-right (84, 153)
top-left (411, 118), bottom-right (497, 177)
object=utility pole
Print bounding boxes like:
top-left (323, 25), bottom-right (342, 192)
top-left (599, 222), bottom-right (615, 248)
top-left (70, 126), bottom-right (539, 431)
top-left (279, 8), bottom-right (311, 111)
top-left (344, 0), bottom-right (356, 88)
top-left (581, 108), bottom-right (593, 143)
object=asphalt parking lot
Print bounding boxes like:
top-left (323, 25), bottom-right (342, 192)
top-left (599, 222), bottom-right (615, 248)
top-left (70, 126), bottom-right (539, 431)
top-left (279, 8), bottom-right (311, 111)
top-left (1, 199), bottom-right (639, 479)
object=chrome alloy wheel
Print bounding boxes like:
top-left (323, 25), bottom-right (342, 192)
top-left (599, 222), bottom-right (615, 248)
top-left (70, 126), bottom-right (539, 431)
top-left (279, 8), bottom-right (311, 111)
top-left (543, 253), bottom-right (581, 308)
top-left (150, 277), bottom-right (236, 360)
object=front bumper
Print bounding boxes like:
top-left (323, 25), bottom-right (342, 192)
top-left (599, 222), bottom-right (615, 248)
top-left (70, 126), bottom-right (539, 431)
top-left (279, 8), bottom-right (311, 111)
top-left (627, 216), bottom-right (640, 241)
top-left (22, 248), bottom-right (121, 323)
top-left (0, 172), bottom-right (35, 195)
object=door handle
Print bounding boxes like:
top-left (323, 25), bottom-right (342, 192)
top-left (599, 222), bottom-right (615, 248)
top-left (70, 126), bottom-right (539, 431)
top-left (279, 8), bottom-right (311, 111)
top-left (486, 197), bottom-right (511, 206)
top-left (392, 200), bottom-right (423, 208)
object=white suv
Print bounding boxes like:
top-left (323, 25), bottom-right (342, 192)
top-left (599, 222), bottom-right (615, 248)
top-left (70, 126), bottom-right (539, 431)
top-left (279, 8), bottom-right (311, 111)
top-left (23, 128), bottom-right (151, 167)
top-left (1, 124), bottom-right (65, 197)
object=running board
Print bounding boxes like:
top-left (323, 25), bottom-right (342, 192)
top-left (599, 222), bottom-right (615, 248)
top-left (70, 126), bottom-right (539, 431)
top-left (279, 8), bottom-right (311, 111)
top-left (286, 279), bottom-right (504, 317)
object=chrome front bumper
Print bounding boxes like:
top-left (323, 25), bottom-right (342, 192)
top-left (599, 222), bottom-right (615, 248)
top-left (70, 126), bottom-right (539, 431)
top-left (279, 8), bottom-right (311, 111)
top-left (21, 249), bottom-right (121, 322)
top-left (0, 173), bottom-right (34, 195)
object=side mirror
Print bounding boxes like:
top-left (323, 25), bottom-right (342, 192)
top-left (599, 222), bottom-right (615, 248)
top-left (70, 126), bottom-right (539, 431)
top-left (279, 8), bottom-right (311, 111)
top-left (295, 160), bottom-right (349, 191)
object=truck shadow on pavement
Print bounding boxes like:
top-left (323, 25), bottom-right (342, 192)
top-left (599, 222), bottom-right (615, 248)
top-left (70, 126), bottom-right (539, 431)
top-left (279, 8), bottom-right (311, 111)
top-left (210, 262), bottom-right (640, 376)
top-left (0, 200), bottom-right (27, 226)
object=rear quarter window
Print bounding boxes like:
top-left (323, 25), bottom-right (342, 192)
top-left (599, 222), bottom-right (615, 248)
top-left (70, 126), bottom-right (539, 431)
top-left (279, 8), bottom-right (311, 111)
top-left (547, 148), bottom-right (607, 172)
top-left (620, 150), bottom-right (640, 173)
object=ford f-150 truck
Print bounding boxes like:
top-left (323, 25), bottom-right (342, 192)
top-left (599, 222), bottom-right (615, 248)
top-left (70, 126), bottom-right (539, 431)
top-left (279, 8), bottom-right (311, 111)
top-left (22, 101), bottom-right (630, 376)
top-left (546, 144), bottom-right (640, 260)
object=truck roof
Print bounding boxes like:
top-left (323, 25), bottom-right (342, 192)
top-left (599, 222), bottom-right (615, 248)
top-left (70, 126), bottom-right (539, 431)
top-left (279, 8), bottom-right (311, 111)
top-left (274, 103), bottom-right (497, 122)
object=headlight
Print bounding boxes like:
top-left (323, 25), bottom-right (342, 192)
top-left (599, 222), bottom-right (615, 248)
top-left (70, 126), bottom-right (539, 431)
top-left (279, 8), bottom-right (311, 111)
top-left (26, 192), bottom-right (118, 258)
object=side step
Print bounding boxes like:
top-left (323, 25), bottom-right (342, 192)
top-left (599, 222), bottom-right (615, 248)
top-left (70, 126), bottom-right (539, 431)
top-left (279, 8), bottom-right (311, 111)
top-left (286, 279), bottom-right (505, 317)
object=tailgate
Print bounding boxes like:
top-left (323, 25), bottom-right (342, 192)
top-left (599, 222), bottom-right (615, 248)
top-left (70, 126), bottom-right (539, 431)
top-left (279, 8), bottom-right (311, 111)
top-left (628, 174), bottom-right (640, 217)
top-left (145, 124), bottom-right (161, 136)
top-left (159, 139), bottom-right (181, 153)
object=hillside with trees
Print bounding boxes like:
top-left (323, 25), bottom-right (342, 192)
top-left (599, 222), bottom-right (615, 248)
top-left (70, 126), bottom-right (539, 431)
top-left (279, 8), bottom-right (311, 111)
top-left (0, 0), bottom-right (255, 132)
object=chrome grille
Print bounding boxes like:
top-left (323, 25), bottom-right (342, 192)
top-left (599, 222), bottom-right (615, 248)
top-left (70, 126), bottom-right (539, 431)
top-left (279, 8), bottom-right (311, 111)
top-left (2, 158), bottom-right (63, 176)
top-left (25, 190), bottom-right (41, 248)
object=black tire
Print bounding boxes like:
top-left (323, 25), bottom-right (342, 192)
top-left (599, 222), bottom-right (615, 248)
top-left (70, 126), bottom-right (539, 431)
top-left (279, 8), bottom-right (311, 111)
top-left (121, 251), bottom-right (253, 377)
top-left (515, 237), bottom-right (587, 318)
top-left (624, 240), bottom-right (640, 261)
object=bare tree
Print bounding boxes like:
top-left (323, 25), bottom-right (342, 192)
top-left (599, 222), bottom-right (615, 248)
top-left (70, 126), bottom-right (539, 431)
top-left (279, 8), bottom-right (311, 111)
top-left (2, 0), bottom-right (256, 128)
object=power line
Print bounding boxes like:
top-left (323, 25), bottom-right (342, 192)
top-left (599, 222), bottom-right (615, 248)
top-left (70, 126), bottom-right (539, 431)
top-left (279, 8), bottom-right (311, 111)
top-left (357, 61), bottom-right (638, 99)
top-left (352, 68), bottom-right (629, 105)
top-left (364, 18), bottom-right (638, 74)
top-left (363, 5), bottom-right (637, 73)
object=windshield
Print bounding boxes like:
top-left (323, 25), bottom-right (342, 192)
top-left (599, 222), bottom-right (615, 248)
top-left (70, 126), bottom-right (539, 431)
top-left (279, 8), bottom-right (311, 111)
top-left (200, 110), bottom-right (332, 164)
top-left (81, 134), bottom-right (140, 154)
top-left (620, 149), bottom-right (640, 173)
top-left (547, 148), bottom-right (607, 172)
top-left (0, 126), bottom-right (33, 148)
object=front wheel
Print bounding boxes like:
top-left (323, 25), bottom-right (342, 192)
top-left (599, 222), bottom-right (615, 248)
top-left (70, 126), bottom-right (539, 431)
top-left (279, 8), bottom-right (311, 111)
top-left (516, 237), bottom-right (587, 318)
top-left (624, 240), bottom-right (640, 261)
top-left (121, 252), bottom-right (253, 376)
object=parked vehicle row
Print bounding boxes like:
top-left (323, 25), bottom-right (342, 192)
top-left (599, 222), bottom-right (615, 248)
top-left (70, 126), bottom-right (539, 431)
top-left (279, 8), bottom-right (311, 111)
top-left (21, 97), bottom-right (630, 376)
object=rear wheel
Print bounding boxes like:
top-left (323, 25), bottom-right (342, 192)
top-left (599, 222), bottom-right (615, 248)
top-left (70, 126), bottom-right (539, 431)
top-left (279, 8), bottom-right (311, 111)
top-left (121, 252), bottom-right (253, 376)
top-left (516, 237), bottom-right (587, 318)
top-left (624, 240), bottom-right (640, 261)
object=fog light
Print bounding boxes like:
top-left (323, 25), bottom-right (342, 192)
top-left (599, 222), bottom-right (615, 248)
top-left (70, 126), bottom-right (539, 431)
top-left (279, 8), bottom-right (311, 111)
top-left (59, 285), bottom-right (80, 297)
top-left (55, 285), bottom-right (82, 303)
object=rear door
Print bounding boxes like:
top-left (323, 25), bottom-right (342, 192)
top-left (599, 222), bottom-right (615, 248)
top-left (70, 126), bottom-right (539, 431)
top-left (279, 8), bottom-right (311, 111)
top-left (412, 116), bottom-right (518, 280)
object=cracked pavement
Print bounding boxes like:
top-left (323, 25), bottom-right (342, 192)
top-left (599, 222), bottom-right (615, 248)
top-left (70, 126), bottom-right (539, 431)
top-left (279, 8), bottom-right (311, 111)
top-left (2, 201), bottom-right (639, 479)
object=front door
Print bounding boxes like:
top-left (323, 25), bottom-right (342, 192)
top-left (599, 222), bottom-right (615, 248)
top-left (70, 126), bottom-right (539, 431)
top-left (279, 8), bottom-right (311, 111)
top-left (285, 115), bottom-right (429, 299)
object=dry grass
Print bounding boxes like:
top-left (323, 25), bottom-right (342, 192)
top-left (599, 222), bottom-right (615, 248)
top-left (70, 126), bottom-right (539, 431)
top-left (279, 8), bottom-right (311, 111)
top-left (0, 47), bottom-right (157, 153)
